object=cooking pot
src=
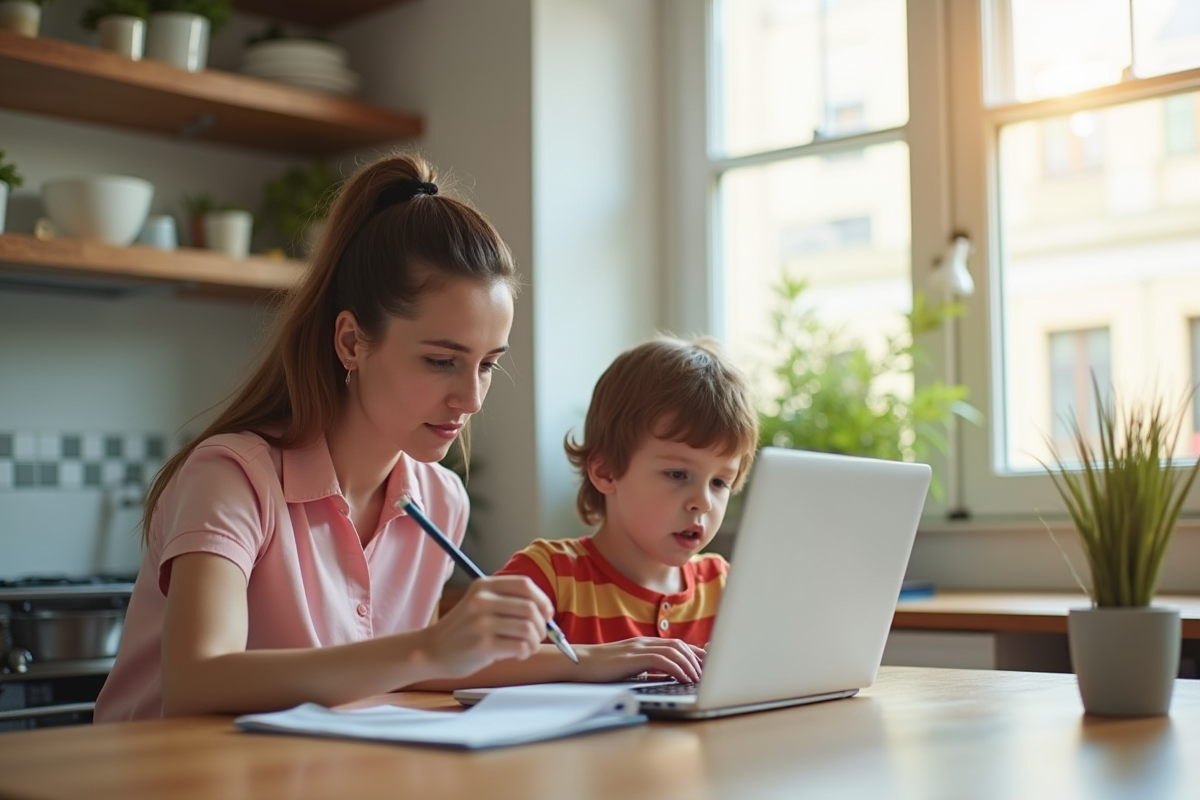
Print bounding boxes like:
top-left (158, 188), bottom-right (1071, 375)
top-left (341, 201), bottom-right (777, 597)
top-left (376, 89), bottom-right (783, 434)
top-left (9, 608), bottom-right (125, 662)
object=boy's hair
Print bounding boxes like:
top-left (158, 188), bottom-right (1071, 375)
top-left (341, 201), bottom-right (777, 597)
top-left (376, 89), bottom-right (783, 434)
top-left (565, 335), bottom-right (760, 526)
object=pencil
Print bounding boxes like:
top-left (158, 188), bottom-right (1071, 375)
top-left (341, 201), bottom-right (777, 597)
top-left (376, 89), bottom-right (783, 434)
top-left (397, 495), bottom-right (580, 664)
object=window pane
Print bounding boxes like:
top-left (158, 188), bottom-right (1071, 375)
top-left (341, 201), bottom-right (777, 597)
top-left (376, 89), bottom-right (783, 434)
top-left (1004, 0), bottom-right (1130, 103)
top-left (719, 141), bottom-right (912, 423)
top-left (713, 0), bottom-right (908, 158)
top-left (1049, 327), bottom-right (1111, 460)
top-left (1132, 0), bottom-right (1200, 78)
top-left (997, 92), bottom-right (1200, 471)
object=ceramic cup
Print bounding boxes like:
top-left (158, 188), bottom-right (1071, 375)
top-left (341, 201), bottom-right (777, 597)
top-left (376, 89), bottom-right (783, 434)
top-left (146, 11), bottom-right (210, 72)
top-left (137, 214), bottom-right (177, 250)
top-left (0, 0), bottom-right (40, 37)
top-left (204, 209), bottom-right (252, 259)
top-left (98, 15), bottom-right (145, 61)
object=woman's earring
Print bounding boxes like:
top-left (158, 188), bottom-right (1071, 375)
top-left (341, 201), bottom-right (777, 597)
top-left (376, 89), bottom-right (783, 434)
top-left (344, 360), bottom-right (353, 386)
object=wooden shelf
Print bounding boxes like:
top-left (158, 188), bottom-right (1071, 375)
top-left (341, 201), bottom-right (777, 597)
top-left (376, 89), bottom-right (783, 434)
top-left (0, 29), bottom-right (422, 156)
top-left (234, 0), bottom-right (410, 29)
top-left (893, 590), bottom-right (1200, 639)
top-left (0, 233), bottom-right (304, 299)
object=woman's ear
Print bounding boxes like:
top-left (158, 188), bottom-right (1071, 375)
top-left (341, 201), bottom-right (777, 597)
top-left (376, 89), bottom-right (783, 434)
top-left (587, 455), bottom-right (618, 497)
top-left (333, 310), bottom-right (366, 367)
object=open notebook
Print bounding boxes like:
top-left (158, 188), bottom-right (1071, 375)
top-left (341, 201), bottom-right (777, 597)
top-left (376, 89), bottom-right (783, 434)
top-left (235, 684), bottom-right (645, 750)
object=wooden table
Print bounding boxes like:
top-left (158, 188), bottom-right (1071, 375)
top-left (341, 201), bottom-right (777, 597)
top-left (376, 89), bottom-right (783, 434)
top-left (1, 667), bottom-right (1198, 800)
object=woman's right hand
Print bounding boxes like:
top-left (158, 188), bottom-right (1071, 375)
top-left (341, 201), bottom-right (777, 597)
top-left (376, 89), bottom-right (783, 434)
top-left (418, 576), bottom-right (555, 678)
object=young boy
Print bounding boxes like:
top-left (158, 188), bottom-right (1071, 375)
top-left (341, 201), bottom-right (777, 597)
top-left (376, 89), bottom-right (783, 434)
top-left (498, 335), bottom-right (759, 650)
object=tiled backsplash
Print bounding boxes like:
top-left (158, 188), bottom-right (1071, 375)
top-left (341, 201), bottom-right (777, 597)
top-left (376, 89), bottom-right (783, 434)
top-left (0, 430), bottom-right (176, 491)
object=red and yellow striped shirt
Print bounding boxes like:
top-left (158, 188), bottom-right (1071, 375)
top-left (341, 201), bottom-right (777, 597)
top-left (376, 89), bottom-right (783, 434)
top-left (497, 537), bottom-right (728, 647)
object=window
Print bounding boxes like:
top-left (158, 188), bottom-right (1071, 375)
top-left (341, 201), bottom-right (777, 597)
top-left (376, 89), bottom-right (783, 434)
top-left (954, 0), bottom-right (1200, 515)
top-left (709, 0), bottom-right (911, 428)
top-left (674, 0), bottom-right (1200, 520)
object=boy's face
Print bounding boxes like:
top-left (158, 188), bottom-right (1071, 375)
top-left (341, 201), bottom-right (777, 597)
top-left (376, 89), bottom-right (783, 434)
top-left (591, 436), bottom-right (743, 568)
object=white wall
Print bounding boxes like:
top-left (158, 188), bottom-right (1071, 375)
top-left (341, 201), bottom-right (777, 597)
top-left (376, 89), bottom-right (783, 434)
top-left (335, 0), bottom-right (538, 572)
top-left (531, 0), bottom-right (664, 547)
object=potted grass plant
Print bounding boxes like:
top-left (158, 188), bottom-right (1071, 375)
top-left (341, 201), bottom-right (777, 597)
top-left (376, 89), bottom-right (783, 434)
top-left (1040, 379), bottom-right (1200, 716)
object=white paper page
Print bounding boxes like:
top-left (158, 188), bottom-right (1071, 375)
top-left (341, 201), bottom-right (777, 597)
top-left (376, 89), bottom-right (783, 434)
top-left (236, 684), bottom-right (643, 749)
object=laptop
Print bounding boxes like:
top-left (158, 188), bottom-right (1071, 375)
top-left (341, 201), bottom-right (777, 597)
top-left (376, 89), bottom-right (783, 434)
top-left (455, 447), bottom-right (931, 720)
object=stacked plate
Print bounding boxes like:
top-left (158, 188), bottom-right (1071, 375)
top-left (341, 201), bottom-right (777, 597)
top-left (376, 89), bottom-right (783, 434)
top-left (239, 39), bottom-right (362, 96)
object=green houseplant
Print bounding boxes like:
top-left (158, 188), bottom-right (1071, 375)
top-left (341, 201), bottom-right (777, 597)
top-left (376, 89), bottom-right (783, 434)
top-left (0, 149), bottom-right (24, 236)
top-left (755, 276), bottom-right (981, 486)
top-left (1040, 379), bottom-right (1200, 715)
top-left (262, 161), bottom-right (340, 256)
top-left (180, 191), bottom-right (214, 247)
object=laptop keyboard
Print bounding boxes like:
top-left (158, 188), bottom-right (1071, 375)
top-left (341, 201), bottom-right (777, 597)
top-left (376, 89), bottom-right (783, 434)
top-left (634, 682), bottom-right (699, 696)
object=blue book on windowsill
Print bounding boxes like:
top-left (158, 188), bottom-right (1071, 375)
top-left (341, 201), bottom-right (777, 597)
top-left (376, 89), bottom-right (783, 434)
top-left (898, 580), bottom-right (936, 600)
top-left (235, 684), bottom-right (645, 750)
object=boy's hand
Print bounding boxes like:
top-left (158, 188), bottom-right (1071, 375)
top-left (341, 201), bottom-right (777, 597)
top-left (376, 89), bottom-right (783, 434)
top-left (419, 576), bottom-right (555, 678)
top-left (574, 638), bottom-right (706, 684)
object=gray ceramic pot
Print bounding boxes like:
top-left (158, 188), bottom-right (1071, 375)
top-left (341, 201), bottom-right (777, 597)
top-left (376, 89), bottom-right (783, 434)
top-left (1068, 606), bottom-right (1180, 716)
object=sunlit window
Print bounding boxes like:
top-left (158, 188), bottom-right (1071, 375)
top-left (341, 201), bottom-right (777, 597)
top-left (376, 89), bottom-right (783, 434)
top-left (713, 0), bottom-right (910, 393)
top-left (992, 2), bottom-right (1200, 474)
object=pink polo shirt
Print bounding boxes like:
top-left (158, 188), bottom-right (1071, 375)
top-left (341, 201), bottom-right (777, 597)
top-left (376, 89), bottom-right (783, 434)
top-left (94, 431), bottom-right (466, 722)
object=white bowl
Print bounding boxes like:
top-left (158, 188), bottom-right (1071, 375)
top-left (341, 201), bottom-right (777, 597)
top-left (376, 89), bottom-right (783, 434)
top-left (42, 175), bottom-right (155, 246)
top-left (241, 39), bottom-right (347, 69)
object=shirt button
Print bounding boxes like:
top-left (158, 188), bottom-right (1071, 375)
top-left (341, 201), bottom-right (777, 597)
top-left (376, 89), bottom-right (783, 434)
top-left (340, 505), bottom-right (350, 516)
top-left (356, 603), bottom-right (368, 617)
top-left (661, 602), bottom-right (671, 611)
top-left (659, 619), bottom-right (669, 631)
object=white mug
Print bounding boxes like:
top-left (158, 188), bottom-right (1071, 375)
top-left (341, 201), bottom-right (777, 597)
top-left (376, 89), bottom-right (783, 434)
top-left (204, 209), bottom-right (253, 259)
top-left (137, 214), bottom-right (177, 250)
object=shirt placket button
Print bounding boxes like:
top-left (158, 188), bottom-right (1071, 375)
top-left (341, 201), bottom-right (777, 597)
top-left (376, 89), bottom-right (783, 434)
top-left (356, 603), bottom-right (368, 617)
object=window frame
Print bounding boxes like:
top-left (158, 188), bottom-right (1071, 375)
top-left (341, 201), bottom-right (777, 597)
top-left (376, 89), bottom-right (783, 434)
top-left (950, 0), bottom-right (1200, 518)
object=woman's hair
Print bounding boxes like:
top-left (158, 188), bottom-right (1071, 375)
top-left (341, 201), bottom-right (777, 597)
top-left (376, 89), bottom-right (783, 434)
top-left (142, 152), bottom-right (518, 542)
top-left (566, 335), bottom-right (760, 526)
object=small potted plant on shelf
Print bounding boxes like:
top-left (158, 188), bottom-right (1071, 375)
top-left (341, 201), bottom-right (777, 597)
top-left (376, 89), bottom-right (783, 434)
top-left (1039, 379), bottom-right (1200, 716)
top-left (262, 161), bottom-right (339, 257)
top-left (0, 149), bottom-right (23, 235)
top-left (203, 202), bottom-right (252, 259)
top-left (81, 0), bottom-right (150, 61)
top-left (145, 0), bottom-right (231, 72)
top-left (180, 191), bottom-right (214, 247)
top-left (0, 0), bottom-right (51, 37)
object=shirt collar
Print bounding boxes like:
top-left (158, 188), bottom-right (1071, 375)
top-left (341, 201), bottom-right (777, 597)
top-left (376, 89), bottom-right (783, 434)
top-left (281, 436), bottom-right (341, 503)
top-left (280, 436), bottom-right (425, 515)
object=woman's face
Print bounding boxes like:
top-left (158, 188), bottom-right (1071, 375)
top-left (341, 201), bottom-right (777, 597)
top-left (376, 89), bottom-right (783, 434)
top-left (339, 277), bottom-right (514, 462)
